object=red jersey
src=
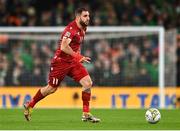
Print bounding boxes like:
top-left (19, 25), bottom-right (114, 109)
top-left (54, 20), bottom-right (86, 62)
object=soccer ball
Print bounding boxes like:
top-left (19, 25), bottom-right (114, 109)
top-left (145, 108), bottom-right (161, 124)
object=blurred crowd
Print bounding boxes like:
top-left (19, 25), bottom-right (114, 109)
top-left (0, 0), bottom-right (179, 31)
top-left (0, 34), bottom-right (179, 87)
top-left (83, 36), bottom-right (159, 87)
top-left (0, 0), bottom-right (179, 87)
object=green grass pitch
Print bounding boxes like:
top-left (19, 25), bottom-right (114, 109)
top-left (0, 109), bottom-right (180, 130)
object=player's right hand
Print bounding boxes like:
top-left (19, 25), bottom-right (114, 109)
top-left (72, 52), bottom-right (91, 63)
top-left (80, 56), bottom-right (91, 63)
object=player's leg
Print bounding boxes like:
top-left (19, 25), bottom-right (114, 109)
top-left (24, 84), bottom-right (58, 121)
top-left (80, 75), bottom-right (92, 113)
top-left (79, 76), bottom-right (100, 123)
top-left (25, 84), bottom-right (58, 108)
top-left (24, 58), bottom-right (68, 121)
top-left (68, 63), bottom-right (100, 122)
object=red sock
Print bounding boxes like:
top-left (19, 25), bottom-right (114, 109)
top-left (82, 91), bottom-right (91, 113)
top-left (28, 89), bottom-right (45, 108)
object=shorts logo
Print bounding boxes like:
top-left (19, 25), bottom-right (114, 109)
top-left (64, 31), bottom-right (71, 38)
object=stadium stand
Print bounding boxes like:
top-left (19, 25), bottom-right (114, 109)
top-left (0, 0), bottom-right (179, 86)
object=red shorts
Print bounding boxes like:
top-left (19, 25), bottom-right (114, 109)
top-left (48, 57), bottom-right (89, 88)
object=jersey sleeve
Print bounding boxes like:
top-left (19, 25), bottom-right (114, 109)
top-left (62, 28), bottom-right (75, 40)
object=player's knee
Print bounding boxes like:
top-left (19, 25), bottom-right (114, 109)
top-left (83, 80), bottom-right (93, 88)
top-left (46, 85), bottom-right (57, 95)
top-left (50, 88), bottom-right (57, 94)
top-left (49, 86), bottom-right (57, 94)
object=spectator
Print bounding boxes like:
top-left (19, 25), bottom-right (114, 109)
top-left (135, 68), bottom-right (152, 86)
top-left (177, 39), bottom-right (180, 86)
top-left (0, 0), bottom-right (179, 87)
top-left (0, 53), bottom-right (8, 86)
top-left (0, 0), bottom-right (177, 30)
top-left (109, 62), bottom-right (124, 86)
top-left (30, 67), bottom-right (46, 86)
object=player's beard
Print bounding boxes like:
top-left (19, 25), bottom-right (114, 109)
top-left (80, 18), bottom-right (89, 27)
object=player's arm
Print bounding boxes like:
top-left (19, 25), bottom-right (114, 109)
top-left (60, 37), bottom-right (91, 63)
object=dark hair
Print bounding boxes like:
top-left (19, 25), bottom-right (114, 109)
top-left (75, 7), bottom-right (88, 16)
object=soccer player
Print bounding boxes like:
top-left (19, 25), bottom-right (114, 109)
top-left (23, 7), bottom-right (100, 123)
